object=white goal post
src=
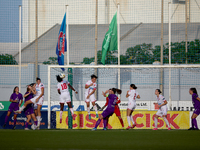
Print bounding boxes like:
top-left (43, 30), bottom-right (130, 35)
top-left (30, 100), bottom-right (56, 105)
top-left (47, 64), bottom-right (200, 129)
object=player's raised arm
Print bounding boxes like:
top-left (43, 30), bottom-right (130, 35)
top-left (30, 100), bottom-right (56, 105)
top-left (68, 84), bottom-right (78, 94)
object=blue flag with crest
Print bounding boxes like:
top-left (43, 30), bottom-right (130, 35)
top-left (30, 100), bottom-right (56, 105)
top-left (56, 13), bottom-right (67, 71)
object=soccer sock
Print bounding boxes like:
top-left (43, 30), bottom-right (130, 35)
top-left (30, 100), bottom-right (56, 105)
top-left (191, 118), bottom-right (195, 128)
top-left (192, 118), bottom-right (198, 129)
top-left (87, 107), bottom-right (90, 115)
top-left (106, 117), bottom-right (109, 127)
top-left (163, 117), bottom-right (170, 127)
top-left (70, 108), bottom-right (74, 116)
top-left (154, 117), bottom-right (158, 128)
top-left (25, 122), bottom-right (28, 128)
top-left (31, 119), bottom-right (34, 124)
top-left (95, 118), bottom-right (101, 128)
top-left (130, 116), bottom-right (135, 125)
top-left (60, 111), bottom-right (63, 119)
top-left (37, 116), bottom-right (41, 127)
top-left (19, 105), bottom-right (25, 111)
top-left (127, 116), bottom-right (131, 126)
top-left (93, 105), bottom-right (98, 114)
top-left (4, 116), bottom-right (9, 124)
top-left (34, 121), bottom-right (38, 126)
top-left (103, 118), bottom-right (107, 128)
top-left (14, 119), bottom-right (17, 126)
top-left (119, 118), bottom-right (124, 127)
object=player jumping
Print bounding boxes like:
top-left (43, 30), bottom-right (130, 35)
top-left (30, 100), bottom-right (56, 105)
top-left (153, 89), bottom-right (171, 130)
top-left (24, 84), bottom-right (38, 130)
top-left (57, 74), bottom-right (78, 124)
top-left (126, 84), bottom-right (140, 129)
top-left (85, 74), bottom-right (98, 119)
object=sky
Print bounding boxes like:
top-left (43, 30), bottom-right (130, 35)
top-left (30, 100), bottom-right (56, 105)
top-left (0, 0), bottom-right (22, 43)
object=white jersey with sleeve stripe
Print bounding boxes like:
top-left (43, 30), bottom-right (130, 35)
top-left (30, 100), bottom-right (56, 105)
top-left (85, 80), bottom-right (97, 95)
top-left (57, 80), bottom-right (70, 94)
top-left (156, 94), bottom-right (167, 106)
top-left (35, 83), bottom-right (44, 96)
top-left (128, 89), bottom-right (139, 103)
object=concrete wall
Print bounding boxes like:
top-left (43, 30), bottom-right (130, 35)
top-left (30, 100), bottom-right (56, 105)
top-left (22, 0), bottom-right (200, 42)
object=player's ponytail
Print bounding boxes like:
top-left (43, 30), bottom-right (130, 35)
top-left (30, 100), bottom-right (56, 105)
top-left (56, 75), bottom-right (63, 82)
top-left (130, 84), bottom-right (137, 89)
top-left (116, 89), bottom-right (122, 94)
top-left (156, 89), bottom-right (162, 94)
top-left (111, 88), bottom-right (122, 94)
top-left (190, 88), bottom-right (198, 95)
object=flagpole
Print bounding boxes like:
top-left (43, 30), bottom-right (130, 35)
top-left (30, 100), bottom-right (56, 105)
top-left (168, 2), bottom-right (172, 110)
top-left (66, 5), bottom-right (69, 65)
top-left (117, 3), bottom-right (120, 93)
top-left (19, 5), bottom-right (21, 92)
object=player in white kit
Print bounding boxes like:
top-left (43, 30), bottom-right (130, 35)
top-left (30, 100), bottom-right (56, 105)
top-left (34, 77), bottom-right (44, 129)
top-left (57, 74), bottom-right (78, 124)
top-left (126, 84), bottom-right (140, 129)
top-left (85, 74), bottom-right (98, 119)
top-left (153, 89), bottom-right (171, 130)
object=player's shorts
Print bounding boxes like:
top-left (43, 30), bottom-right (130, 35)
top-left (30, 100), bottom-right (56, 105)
top-left (8, 103), bottom-right (19, 115)
top-left (101, 108), bottom-right (115, 119)
top-left (36, 96), bottom-right (44, 106)
top-left (127, 101), bottom-right (136, 111)
top-left (193, 108), bottom-right (200, 115)
top-left (60, 92), bottom-right (71, 103)
top-left (85, 93), bottom-right (96, 103)
top-left (156, 106), bottom-right (168, 117)
top-left (24, 105), bottom-right (34, 116)
top-left (30, 96), bottom-right (39, 104)
top-left (114, 106), bottom-right (121, 116)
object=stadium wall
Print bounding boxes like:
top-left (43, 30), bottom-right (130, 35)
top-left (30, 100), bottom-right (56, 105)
top-left (22, 0), bottom-right (200, 42)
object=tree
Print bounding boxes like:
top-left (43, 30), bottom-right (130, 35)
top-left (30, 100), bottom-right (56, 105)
top-left (43, 57), bottom-right (58, 65)
top-left (82, 39), bottom-right (200, 65)
top-left (0, 54), bottom-right (17, 65)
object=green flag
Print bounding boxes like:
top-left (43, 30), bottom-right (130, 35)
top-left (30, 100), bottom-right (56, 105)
top-left (101, 11), bottom-right (118, 65)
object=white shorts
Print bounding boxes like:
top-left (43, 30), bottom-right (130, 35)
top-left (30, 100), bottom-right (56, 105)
top-left (32, 96), bottom-right (44, 110)
top-left (30, 96), bottom-right (39, 104)
top-left (85, 93), bottom-right (96, 103)
top-left (127, 101), bottom-right (136, 111)
top-left (156, 106), bottom-right (168, 117)
top-left (60, 92), bottom-right (71, 103)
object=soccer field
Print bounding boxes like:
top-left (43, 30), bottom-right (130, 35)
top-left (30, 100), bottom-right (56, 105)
top-left (0, 129), bottom-right (199, 150)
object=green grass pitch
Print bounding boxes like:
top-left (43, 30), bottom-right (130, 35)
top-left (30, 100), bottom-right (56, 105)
top-left (0, 129), bottom-right (199, 150)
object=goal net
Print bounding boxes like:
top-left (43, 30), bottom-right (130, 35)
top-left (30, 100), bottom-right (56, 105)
top-left (48, 65), bottom-right (200, 129)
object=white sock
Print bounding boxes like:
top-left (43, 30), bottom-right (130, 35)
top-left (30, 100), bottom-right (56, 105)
top-left (70, 108), bottom-right (74, 116)
top-left (127, 116), bottom-right (131, 126)
top-left (163, 117), bottom-right (170, 127)
top-left (37, 116), bottom-right (41, 127)
top-left (20, 105), bottom-right (25, 111)
top-left (60, 111), bottom-right (63, 119)
top-left (130, 116), bottom-right (135, 125)
top-left (87, 107), bottom-right (90, 115)
top-left (154, 117), bottom-right (158, 128)
top-left (31, 119), bottom-right (34, 124)
top-left (93, 105), bottom-right (98, 114)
